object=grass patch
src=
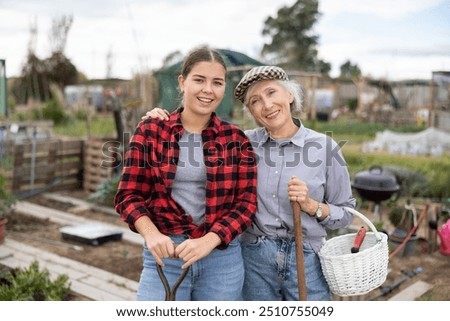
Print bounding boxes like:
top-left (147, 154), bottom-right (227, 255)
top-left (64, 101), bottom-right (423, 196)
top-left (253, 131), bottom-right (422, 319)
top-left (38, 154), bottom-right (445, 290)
top-left (54, 115), bottom-right (116, 138)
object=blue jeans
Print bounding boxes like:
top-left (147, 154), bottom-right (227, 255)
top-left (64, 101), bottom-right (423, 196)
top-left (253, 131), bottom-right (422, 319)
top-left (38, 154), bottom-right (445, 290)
top-left (241, 235), bottom-right (331, 301)
top-left (137, 235), bottom-right (244, 301)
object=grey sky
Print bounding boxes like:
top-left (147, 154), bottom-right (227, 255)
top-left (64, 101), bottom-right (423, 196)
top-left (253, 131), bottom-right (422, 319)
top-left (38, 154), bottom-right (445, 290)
top-left (1, 0), bottom-right (449, 80)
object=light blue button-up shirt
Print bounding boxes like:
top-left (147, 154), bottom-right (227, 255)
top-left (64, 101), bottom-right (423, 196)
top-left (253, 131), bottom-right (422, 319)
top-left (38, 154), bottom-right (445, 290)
top-left (244, 119), bottom-right (356, 252)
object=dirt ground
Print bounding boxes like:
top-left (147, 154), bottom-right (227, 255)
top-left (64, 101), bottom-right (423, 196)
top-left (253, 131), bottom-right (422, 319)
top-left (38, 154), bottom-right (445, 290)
top-left (5, 190), bottom-right (143, 282)
top-left (4, 189), bottom-right (450, 301)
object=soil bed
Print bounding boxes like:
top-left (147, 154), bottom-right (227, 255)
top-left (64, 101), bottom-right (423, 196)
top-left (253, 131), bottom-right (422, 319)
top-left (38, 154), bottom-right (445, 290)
top-left (6, 190), bottom-right (143, 282)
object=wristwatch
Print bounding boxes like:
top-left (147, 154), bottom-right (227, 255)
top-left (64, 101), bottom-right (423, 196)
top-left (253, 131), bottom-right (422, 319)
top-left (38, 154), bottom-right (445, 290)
top-left (315, 202), bottom-right (323, 219)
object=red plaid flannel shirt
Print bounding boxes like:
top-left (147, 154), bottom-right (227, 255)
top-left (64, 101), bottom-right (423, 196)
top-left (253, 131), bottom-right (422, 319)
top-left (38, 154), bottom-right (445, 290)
top-left (115, 110), bottom-right (257, 248)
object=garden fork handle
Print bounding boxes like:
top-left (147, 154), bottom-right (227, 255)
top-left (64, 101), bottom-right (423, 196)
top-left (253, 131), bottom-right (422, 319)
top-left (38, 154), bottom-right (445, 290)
top-left (156, 264), bottom-right (190, 301)
top-left (292, 201), bottom-right (307, 301)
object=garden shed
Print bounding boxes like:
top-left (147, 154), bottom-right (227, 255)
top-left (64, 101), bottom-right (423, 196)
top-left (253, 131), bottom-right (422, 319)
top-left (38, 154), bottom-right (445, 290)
top-left (155, 48), bottom-right (263, 120)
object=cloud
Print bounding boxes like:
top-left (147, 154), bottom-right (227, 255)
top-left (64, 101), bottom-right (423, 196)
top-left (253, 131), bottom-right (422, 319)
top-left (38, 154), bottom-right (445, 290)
top-left (371, 45), bottom-right (450, 57)
top-left (320, 0), bottom-right (445, 19)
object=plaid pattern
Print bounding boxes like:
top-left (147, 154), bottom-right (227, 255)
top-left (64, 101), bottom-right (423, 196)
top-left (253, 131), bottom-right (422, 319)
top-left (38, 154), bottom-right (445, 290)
top-left (115, 109), bottom-right (257, 248)
top-left (234, 66), bottom-right (289, 103)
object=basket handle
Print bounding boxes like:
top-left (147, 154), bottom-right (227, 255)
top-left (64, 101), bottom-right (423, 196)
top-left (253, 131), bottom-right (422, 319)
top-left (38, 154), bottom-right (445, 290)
top-left (344, 207), bottom-right (382, 242)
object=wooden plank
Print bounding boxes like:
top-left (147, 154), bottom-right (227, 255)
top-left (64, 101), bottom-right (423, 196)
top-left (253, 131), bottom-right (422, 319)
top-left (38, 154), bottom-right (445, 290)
top-left (70, 280), bottom-right (128, 301)
top-left (57, 150), bottom-right (83, 158)
top-left (61, 139), bottom-right (84, 150)
top-left (0, 255), bottom-right (30, 270)
top-left (388, 281), bottom-right (432, 301)
top-left (14, 201), bottom-right (90, 226)
top-left (81, 275), bottom-right (137, 299)
top-left (0, 240), bottom-right (137, 301)
top-left (12, 163), bottom-right (81, 178)
top-left (14, 201), bottom-right (142, 245)
top-left (43, 193), bottom-right (119, 216)
top-left (48, 182), bottom-right (82, 191)
top-left (8, 250), bottom-right (87, 280)
top-left (4, 240), bottom-right (138, 290)
top-left (13, 178), bottom-right (80, 194)
top-left (0, 247), bottom-right (13, 260)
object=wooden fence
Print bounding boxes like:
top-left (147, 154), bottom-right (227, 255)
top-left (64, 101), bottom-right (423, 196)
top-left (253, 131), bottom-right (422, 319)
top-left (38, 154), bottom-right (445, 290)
top-left (0, 135), bottom-right (123, 196)
top-left (0, 138), bottom-right (84, 196)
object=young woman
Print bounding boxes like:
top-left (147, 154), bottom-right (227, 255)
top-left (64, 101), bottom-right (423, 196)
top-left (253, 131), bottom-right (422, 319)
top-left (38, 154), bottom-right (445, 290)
top-left (115, 48), bottom-right (257, 301)
top-left (146, 65), bottom-right (355, 301)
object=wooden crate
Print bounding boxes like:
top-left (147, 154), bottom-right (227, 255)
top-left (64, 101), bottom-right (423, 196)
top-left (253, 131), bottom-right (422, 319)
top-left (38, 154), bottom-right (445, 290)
top-left (83, 137), bottom-right (121, 193)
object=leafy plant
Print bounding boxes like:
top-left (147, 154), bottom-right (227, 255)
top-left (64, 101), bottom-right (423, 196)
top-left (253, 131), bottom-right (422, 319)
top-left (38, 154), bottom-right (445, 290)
top-left (42, 98), bottom-right (67, 125)
top-left (0, 261), bottom-right (71, 300)
top-left (382, 165), bottom-right (430, 198)
top-left (388, 207), bottom-right (405, 228)
top-left (87, 174), bottom-right (121, 206)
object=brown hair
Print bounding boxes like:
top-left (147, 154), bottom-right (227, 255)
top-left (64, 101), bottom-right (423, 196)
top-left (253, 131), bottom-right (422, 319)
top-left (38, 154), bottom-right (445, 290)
top-left (180, 47), bottom-right (227, 78)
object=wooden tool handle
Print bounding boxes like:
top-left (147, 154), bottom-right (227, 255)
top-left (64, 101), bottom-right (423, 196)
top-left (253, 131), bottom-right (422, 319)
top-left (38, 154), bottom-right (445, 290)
top-left (292, 201), bottom-right (307, 301)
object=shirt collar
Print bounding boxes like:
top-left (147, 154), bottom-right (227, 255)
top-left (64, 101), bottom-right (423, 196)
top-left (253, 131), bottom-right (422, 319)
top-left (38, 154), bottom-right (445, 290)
top-left (261, 118), bottom-right (306, 147)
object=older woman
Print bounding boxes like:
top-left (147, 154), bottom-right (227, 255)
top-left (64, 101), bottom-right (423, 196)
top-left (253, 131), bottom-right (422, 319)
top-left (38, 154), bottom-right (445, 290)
top-left (234, 66), bottom-right (355, 301)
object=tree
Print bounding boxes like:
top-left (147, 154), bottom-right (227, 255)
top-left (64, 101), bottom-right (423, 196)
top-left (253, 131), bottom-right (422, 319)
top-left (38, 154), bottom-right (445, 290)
top-left (48, 15), bottom-right (73, 54)
top-left (12, 15), bottom-right (78, 104)
top-left (339, 60), bottom-right (362, 78)
top-left (46, 15), bottom-right (78, 91)
top-left (261, 0), bottom-right (329, 73)
top-left (339, 60), bottom-right (364, 114)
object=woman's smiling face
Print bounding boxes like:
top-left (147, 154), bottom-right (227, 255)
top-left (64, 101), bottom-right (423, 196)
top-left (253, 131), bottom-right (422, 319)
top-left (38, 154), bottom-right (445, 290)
top-left (178, 61), bottom-right (226, 117)
top-left (245, 79), bottom-right (294, 133)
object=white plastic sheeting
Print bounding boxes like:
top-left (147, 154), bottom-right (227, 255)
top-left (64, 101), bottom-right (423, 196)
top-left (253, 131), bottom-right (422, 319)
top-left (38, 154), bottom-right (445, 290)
top-left (362, 127), bottom-right (450, 157)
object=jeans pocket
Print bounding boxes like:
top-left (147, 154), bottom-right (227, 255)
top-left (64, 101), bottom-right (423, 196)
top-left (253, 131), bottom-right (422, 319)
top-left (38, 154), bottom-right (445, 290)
top-left (227, 238), bottom-right (240, 248)
top-left (303, 242), bottom-right (316, 254)
top-left (241, 234), bottom-right (263, 247)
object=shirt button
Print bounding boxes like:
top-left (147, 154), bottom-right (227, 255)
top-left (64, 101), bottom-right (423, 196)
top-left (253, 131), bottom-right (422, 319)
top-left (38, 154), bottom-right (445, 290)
top-left (275, 171), bottom-right (279, 174)
top-left (272, 194), bottom-right (276, 198)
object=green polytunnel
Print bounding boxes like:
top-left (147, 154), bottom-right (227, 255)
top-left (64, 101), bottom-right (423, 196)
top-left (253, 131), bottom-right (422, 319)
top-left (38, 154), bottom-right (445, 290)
top-left (155, 48), bottom-right (263, 120)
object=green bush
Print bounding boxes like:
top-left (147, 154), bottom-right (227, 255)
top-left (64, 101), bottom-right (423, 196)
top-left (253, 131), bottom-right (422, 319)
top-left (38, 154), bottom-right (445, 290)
top-left (42, 99), bottom-right (67, 125)
top-left (74, 108), bottom-right (89, 120)
top-left (382, 165), bottom-right (430, 197)
top-left (344, 150), bottom-right (450, 199)
top-left (0, 261), bottom-right (71, 301)
top-left (388, 207), bottom-right (405, 228)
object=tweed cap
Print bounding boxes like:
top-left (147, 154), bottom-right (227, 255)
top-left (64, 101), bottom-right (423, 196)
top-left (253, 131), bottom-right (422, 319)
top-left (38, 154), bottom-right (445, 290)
top-left (234, 66), bottom-right (289, 103)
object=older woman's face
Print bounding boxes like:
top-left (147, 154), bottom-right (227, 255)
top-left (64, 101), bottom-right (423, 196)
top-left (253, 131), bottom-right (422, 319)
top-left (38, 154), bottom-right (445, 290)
top-left (245, 80), bottom-right (293, 132)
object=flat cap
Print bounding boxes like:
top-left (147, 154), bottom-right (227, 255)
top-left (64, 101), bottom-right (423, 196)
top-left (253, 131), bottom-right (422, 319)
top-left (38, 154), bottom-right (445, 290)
top-left (234, 66), bottom-right (289, 103)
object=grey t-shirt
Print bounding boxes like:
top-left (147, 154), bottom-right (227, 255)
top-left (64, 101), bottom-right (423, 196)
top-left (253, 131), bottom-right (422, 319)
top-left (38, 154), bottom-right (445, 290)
top-left (171, 130), bottom-right (206, 226)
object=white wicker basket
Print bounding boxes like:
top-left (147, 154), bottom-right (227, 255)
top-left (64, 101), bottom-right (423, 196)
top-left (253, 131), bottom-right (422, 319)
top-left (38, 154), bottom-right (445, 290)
top-left (318, 207), bottom-right (389, 297)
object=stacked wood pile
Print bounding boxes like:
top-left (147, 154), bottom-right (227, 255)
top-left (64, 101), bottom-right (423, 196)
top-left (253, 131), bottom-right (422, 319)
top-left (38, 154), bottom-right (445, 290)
top-left (82, 137), bottom-right (121, 193)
